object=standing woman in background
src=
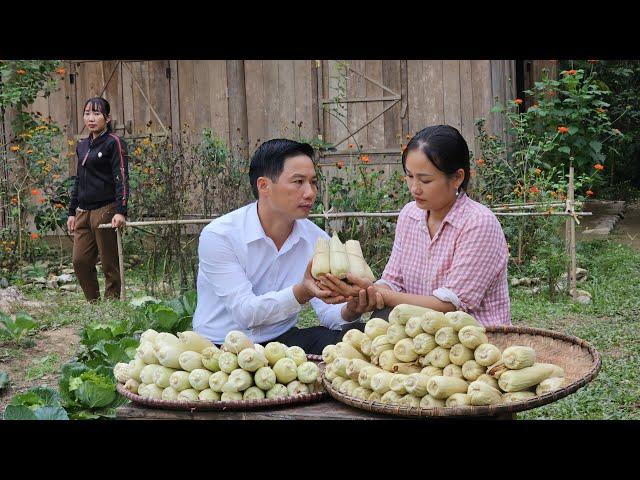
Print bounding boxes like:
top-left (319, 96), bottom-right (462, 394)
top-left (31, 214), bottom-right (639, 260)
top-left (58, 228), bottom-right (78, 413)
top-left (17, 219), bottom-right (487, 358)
top-left (66, 97), bottom-right (129, 302)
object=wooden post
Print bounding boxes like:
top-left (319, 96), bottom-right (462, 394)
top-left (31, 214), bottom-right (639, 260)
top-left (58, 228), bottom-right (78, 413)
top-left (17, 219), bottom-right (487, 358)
top-left (566, 166), bottom-right (577, 299)
top-left (116, 228), bottom-right (125, 301)
top-left (226, 60), bottom-right (249, 160)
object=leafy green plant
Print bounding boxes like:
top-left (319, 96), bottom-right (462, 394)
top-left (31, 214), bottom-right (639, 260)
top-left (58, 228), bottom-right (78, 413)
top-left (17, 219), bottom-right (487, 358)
top-left (25, 354), bottom-right (60, 381)
top-left (2, 386), bottom-right (69, 420)
top-left (0, 311), bottom-right (37, 344)
top-left (0, 371), bottom-right (9, 392)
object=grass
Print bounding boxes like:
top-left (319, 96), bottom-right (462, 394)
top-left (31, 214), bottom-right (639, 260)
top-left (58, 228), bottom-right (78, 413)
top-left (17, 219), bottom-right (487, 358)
top-left (25, 354), bottom-right (60, 381)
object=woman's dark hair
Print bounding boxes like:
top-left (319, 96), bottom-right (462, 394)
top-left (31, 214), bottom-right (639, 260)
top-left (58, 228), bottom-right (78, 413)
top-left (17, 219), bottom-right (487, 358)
top-left (401, 125), bottom-right (470, 192)
top-left (83, 97), bottom-right (113, 132)
top-left (249, 139), bottom-right (315, 199)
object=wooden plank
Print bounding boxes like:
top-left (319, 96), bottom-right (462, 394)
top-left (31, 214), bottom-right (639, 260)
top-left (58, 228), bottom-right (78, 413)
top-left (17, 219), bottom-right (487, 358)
top-left (326, 60), bottom-right (348, 148)
top-left (471, 60), bottom-right (493, 144)
top-left (102, 61), bottom-right (124, 134)
top-left (442, 60), bottom-right (461, 131)
top-left (382, 60), bottom-right (402, 150)
top-left (148, 60), bottom-right (171, 136)
top-left (75, 62), bottom-right (87, 134)
top-left (244, 60), bottom-right (266, 154)
top-left (262, 60), bottom-right (281, 140)
top-left (66, 61), bottom-right (78, 138)
top-left (311, 60), bottom-right (320, 138)
top-left (169, 60), bottom-right (181, 148)
top-left (177, 60), bottom-right (196, 144)
top-left (131, 62), bottom-right (151, 136)
top-left (208, 60), bottom-right (230, 148)
top-left (192, 60), bottom-right (212, 143)
top-left (47, 74), bottom-right (68, 135)
top-left (347, 59), bottom-right (367, 149)
top-left (321, 60), bottom-right (330, 146)
top-left (226, 60), bottom-right (248, 159)
top-left (121, 60), bottom-right (135, 138)
top-left (459, 60), bottom-right (476, 158)
top-left (407, 60), bottom-right (424, 137)
top-left (293, 60), bottom-right (314, 141)
top-left (400, 60), bottom-right (409, 140)
top-left (365, 60), bottom-right (384, 149)
top-left (490, 59), bottom-right (505, 140)
top-left (423, 60), bottom-right (444, 127)
top-left (277, 60), bottom-right (296, 139)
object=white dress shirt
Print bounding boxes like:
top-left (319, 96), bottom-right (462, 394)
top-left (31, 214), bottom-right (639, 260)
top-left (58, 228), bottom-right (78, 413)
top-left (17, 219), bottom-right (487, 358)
top-left (192, 202), bottom-right (352, 344)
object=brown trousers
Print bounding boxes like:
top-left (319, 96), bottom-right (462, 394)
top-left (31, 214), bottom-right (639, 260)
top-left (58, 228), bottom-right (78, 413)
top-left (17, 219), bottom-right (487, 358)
top-left (72, 202), bottom-right (120, 301)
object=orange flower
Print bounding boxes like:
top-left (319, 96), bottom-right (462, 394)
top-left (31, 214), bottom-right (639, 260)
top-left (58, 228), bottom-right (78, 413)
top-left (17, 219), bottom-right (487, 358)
top-left (10, 197), bottom-right (18, 205)
top-left (530, 186), bottom-right (540, 194)
top-left (16, 69), bottom-right (26, 75)
top-left (514, 98), bottom-right (523, 105)
top-left (586, 190), bottom-right (594, 196)
top-left (535, 168), bottom-right (542, 176)
top-left (485, 194), bottom-right (493, 200)
top-left (567, 69), bottom-right (577, 75)
top-left (336, 161), bottom-right (345, 169)
top-left (557, 126), bottom-right (569, 134)
top-left (31, 188), bottom-right (41, 196)
top-left (594, 163), bottom-right (604, 171)
top-left (550, 191), bottom-right (558, 198)
top-left (360, 155), bottom-right (370, 164)
top-left (56, 67), bottom-right (66, 75)
top-left (38, 197), bottom-right (46, 204)
top-left (476, 158), bottom-right (485, 166)
top-left (54, 203), bottom-right (63, 209)
top-left (596, 108), bottom-right (606, 114)
top-left (10, 145), bottom-right (20, 152)
top-left (30, 233), bottom-right (39, 240)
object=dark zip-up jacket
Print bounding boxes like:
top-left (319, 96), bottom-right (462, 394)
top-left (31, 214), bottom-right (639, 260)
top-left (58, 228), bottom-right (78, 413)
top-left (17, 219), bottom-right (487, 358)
top-left (68, 128), bottom-right (129, 216)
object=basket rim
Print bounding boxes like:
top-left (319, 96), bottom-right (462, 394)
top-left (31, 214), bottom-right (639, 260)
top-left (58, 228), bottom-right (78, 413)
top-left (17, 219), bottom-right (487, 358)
top-left (119, 353), bottom-right (327, 411)
top-left (321, 325), bottom-right (601, 418)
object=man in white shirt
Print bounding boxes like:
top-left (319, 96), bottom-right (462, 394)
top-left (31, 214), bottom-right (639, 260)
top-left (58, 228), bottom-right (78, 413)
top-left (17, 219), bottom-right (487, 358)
top-left (192, 139), bottom-right (383, 354)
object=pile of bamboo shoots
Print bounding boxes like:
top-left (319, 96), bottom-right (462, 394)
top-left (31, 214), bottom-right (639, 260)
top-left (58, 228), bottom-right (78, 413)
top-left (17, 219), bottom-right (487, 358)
top-left (322, 305), bottom-right (568, 408)
top-left (113, 330), bottom-right (320, 402)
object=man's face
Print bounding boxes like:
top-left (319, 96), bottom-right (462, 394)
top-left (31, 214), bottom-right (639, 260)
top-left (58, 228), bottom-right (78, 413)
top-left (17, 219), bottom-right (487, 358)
top-left (263, 154), bottom-right (318, 220)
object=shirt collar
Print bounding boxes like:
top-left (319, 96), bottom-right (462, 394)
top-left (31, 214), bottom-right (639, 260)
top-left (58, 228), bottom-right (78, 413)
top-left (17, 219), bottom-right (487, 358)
top-left (244, 201), bottom-right (306, 248)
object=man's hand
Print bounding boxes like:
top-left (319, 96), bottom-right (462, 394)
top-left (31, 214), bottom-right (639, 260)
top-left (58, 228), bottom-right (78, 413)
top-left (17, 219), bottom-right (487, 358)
top-left (318, 272), bottom-right (374, 300)
top-left (342, 286), bottom-right (385, 320)
top-left (294, 261), bottom-right (347, 305)
top-left (111, 213), bottom-right (126, 229)
top-left (67, 215), bottom-right (76, 233)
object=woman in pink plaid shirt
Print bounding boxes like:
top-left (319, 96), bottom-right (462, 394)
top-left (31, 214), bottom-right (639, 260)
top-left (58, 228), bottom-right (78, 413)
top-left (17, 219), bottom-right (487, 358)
top-left (321, 125), bottom-right (511, 326)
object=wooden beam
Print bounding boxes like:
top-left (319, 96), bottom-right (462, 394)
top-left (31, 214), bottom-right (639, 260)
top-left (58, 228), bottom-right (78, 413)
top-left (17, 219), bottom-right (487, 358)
top-left (169, 60), bottom-right (181, 148)
top-left (226, 60), bottom-right (249, 160)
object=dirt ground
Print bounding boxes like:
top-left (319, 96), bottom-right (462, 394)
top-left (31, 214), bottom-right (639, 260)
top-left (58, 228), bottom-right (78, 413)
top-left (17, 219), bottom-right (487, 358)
top-left (0, 325), bottom-right (80, 413)
top-left (610, 200), bottom-right (640, 249)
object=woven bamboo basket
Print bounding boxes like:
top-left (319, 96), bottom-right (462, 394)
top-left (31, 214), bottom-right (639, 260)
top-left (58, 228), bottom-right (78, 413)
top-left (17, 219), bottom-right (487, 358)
top-left (118, 354), bottom-right (327, 411)
top-left (321, 326), bottom-right (601, 418)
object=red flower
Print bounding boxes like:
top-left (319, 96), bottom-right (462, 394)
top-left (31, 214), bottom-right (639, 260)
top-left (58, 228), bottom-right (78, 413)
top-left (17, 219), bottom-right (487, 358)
top-left (594, 163), bottom-right (604, 171)
top-left (586, 190), bottom-right (594, 196)
top-left (557, 126), bottom-right (569, 134)
top-left (31, 188), bottom-right (41, 196)
top-left (56, 67), bottom-right (66, 75)
top-left (514, 98), bottom-right (523, 105)
top-left (30, 233), bottom-right (39, 240)
top-left (567, 69), bottom-right (577, 75)
top-left (529, 186), bottom-right (540, 194)
top-left (54, 203), bottom-right (63, 209)
top-left (336, 161), bottom-right (344, 169)
top-left (38, 197), bottom-right (46, 204)
top-left (476, 158), bottom-right (485, 166)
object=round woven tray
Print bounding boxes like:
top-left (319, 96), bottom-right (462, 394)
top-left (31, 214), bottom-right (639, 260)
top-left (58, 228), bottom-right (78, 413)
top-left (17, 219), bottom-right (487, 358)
top-left (119, 354), bottom-right (327, 411)
top-left (321, 325), bottom-right (601, 418)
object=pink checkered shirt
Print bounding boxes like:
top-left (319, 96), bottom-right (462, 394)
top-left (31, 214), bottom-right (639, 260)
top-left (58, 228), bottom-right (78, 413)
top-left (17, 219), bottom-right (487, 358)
top-left (380, 192), bottom-right (511, 326)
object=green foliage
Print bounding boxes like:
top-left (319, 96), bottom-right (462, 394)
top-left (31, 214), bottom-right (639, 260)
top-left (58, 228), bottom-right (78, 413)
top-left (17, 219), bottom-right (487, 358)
top-left (0, 371), bottom-right (9, 391)
top-left (3, 385), bottom-right (68, 420)
top-left (0, 311), bottom-right (37, 344)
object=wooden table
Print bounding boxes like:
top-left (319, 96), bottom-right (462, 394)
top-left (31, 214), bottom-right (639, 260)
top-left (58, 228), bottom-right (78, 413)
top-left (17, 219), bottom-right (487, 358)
top-left (116, 398), bottom-right (516, 420)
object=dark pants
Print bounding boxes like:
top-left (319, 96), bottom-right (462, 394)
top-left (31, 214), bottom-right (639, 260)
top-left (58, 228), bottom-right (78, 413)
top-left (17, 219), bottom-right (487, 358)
top-left (72, 202), bottom-right (121, 301)
top-left (267, 322), bottom-right (366, 355)
top-left (369, 307), bottom-right (394, 321)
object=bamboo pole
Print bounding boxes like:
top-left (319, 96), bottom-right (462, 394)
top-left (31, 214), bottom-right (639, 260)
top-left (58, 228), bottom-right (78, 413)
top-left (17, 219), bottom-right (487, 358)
top-left (116, 227), bottom-right (125, 301)
top-left (566, 166), bottom-right (577, 300)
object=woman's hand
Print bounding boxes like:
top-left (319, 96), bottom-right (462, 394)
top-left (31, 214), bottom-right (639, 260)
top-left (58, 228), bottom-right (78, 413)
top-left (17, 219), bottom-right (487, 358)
top-left (342, 286), bottom-right (385, 320)
top-left (111, 213), bottom-right (126, 229)
top-left (318, 272), bottom-right (375, 300)
top-left (297, 261), bottom-right (346, 305)
top-left (67, 215), bottom-right (76, 233)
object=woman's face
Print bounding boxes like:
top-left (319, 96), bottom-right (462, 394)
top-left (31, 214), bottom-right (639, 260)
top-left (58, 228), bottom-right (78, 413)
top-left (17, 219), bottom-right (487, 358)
top-left (83, 103), bottom-right (109, 135)
top-left (404, 148), bottom-right (463, 212)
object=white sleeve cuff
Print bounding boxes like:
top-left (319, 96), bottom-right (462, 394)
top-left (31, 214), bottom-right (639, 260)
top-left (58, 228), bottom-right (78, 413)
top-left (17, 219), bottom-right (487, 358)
top-left (432, 287), bottom-right (462, 309)
top-left (375, 279), bottom-right (402, 292)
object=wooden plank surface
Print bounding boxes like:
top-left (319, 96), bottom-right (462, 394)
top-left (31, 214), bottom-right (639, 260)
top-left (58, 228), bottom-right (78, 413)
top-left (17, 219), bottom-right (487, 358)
top-left (226, 60), bottom-right (248, 159)
top-left (131, 61), bottom-right (151, 135)
top-left (169, 60), bottom-right (180, 148)
top-left (293, 60), bottom-right (314, 141)
top-left (121, 61), bottom-right (135, 138)
top-left (178, 60), bottom-right (196, 144)
top-left (459, 59), bottom-right (475, 156)
top-left (347, 59), bottom-right (367, 148)
top-left (102, 61), bottom-right (124, 133)
top-left (278, 60), bottom-right (296, 138)
top-left (263, 60), bottom-right (280, 140)
top-left (326, 60), bottom-right (348, 148)
top-left (116, 398), bottom-right (516, 420)
top-left (423, 60), bottom-right (444, 127)
top-left (148, 60), bottom-right (171, 135)
top-left (490, 59), bottom-right (505, 140)
top-left (382, 59), bottom-right (402, 150)
top-left (208, 60), bottom-right (229, 147)
top-left (471, 60), bottom-right (493, 140)
top-left (245, 60), bottom-right (266, 154)
top-left (193, 60), bottom-right (212, 143)
top-left (407, 60), bottom-right (424, 136)
top-left (365, 60), bottom-right (384, 149)
top-left (443, 60), bottom-right (462, 132)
